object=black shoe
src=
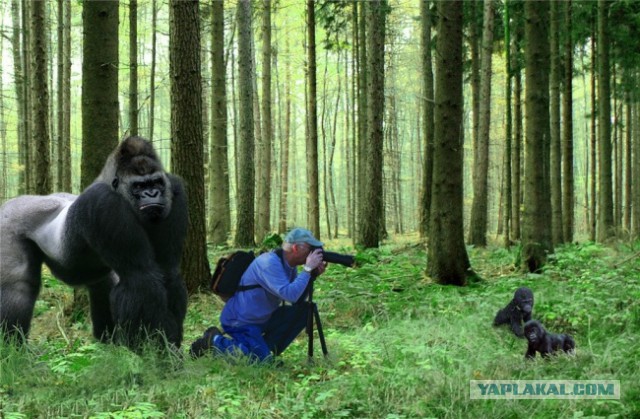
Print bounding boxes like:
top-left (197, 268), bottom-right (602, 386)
top-left (189, 326), bottom-right (222, 358)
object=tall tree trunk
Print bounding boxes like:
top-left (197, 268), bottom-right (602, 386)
top-left (0, 23), bottom-right (5, 199)
top-left (624, 99), bottom-right (632, 232)
top-left (590, 24), bottom-right (597, 242)
top-left (329, 52), bottom-right (341, 238)
top-left (355, 1), bottom-right (367, 244)
top-left (169, 0), bottom-right (210, 292)
top-left (633, 100), bottom-right (640, 237)
top-left (21, 0), bottom-right (32, 193)
top-left (503, 0), bottom-right (512, 247)
top-left (306, 0), bottom-right (320, 238)
top-left (468, 0), bottom-right (494, 247)
top-left (549, 0), bottom-right (563, 245)
top-left (10, 0), bottom-right (26, 194)
top-left (208, 0), bottom-right (231, 245)
top-left (522, 0), bottom-right (553, 272)
top-left (149, 0), bottom-right (157, 140)
top-left (469, 0), bottom-right (480, 177)
top-left (129, 0), bottom-right (138, 136)
top-left (60, 0), bottom-right (71, 192)
top-left (30, 0), bottom-right (51, 195)
top-left (562, 0), bottom-right (574, 242)
top-left (359, 0), bottom-right (386, 248)
top-left (278, 37), bottom-right (291, 234)
top-left (56, 0), bottom-right (64, 191)
top-left (419, 0), bottom-right (434, 240)
top-left (428, 0), bottom-right (472, 285)
top-left (348, 4), bottom-right (358, 239)
top-left (81, 0), bottom-right (119, 189)
top-left (613, 68), bottom-right (621, 229)
top-left (597, 0), bottom-right (614, 241)
top-left (235, 0), bottom-right (255, 247)
top-left (511, 27), bottom-right (523, 242)
top-left (256, 0), bottom-right (272, 240)
top-left (320, 52), bottom-right (331, 238)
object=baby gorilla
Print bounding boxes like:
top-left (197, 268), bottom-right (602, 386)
top-left (524, 320), bottom-right (575, 359)
top-left (493, 287), bottom-right (534, 337)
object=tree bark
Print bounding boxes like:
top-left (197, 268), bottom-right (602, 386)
top-left (468, 0), bottom-right (494, 247)
top-left (512, 37), bottom-right (523, 242)
top-left (30, 0), bottom-right (51, 195)
top-left (149, 0), bottom-right (157, 141)
top-left (522, 0), bottom-right (553, 272)
top-left (208, 0), bottom-right (231, 245)
top-left (169, 0), bottom-right (210, 292)
top-left (428, 0), bottom-right (472, 285)
top-left (503, 0), bottom-right (512, 247)
top-left (256, 0), bottom-right (273, 240)
top-left (597, 0), bottom-right (614, 241)
top-left (129, 0), bottom-right (138, 136)
top-left (562, 0), bottom-right (574, 242)
top-left (355, 1), bottom-right (367, 244)
top-left (633, 100), bottom-right (640, 237)
top-left (549, 0), bottom-right (563, 245)
top-left (81, 0), bottom-right (119, 189)
top-left (590, 20), bottom-right (597, 242)
top-left (419, 0), bottom-right (434, 240)
top-left (359, 0), bottom-right (386, 248)
top-left (278, 37), bottom-right (291, 234)
top-left (235, 0), bottom-right (256, 247)
top-left (306, 0), bottom-right (320, 238)
top-left (10, 0), bottom-right (27, 194)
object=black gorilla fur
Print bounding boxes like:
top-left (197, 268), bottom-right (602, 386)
top-left (493, 287), bottom-right (534, 337)
top-left (524, 320), bottom-right (575, 359)
top-left (0, 136), bottom-right (188, 348)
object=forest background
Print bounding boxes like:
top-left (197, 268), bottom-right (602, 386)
top-left (1, 1), bottom-right (640, 418)
top-left (1, 0), bottom-right (639, 288)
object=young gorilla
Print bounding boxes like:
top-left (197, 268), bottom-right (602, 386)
top-left (524, 320), bottom-right (575, 359)
top-left (493, 287), bottom-right (534, 337)
top-left (0, 136), bottom-right (188, 349)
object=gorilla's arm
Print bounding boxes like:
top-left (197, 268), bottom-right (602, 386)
top-left (525, 343), bottom-right (537, 359)
top-left (510, 312), bottom-right (525, 338)
top-left (135, 174), bottom-right (189, 344)
top-left (159, 175), bottom-right (189, 334)
top-left (68, 182), bottom-right (186, 346)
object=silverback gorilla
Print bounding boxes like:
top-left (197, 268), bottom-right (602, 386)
top-left (0, 136), bottom-right (188, 348)
top-left (524, 320), bottom-right (575, 359)
top-left (493, 287), bottom-right (534, 338)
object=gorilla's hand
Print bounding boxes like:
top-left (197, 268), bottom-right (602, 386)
top-left (110, 276), bottom-right (181, 346)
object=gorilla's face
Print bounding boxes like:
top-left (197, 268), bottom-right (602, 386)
top-left (132, 174), bottom-right (171, 221)
top-left (116, 172), bottom-right (173, 222)
top-left (524, 321), bottom-right (544, 344)
top-left (514, 287), bottom-right (534, 315)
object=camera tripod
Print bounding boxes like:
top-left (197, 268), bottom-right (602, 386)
top-left (306, 276), bottom-right (328, 358)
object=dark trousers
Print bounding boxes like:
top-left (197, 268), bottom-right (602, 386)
top-left (214, 302), bottom-right (309, 361)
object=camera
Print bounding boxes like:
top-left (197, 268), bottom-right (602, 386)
top-left (310, 246), bottom-right (355, 268)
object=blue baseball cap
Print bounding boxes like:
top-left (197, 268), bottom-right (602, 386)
top-left (284, 228), bottom-right (323, 247)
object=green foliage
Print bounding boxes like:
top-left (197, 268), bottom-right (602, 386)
top-left (1, 242), bottom-right (639, 417)
top-left (260, 232), bottom-right (283, 250)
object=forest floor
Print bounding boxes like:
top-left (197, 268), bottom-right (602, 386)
top-left (1, 237), bottom-right (639, 418)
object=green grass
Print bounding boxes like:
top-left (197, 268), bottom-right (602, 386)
top-left (1, 240), bottom-right (639, 418)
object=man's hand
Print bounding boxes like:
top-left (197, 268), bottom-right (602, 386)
top-left (314, 261), bottom-right (327, 276)
top-left (304, 249), bottom-right (324, 272)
